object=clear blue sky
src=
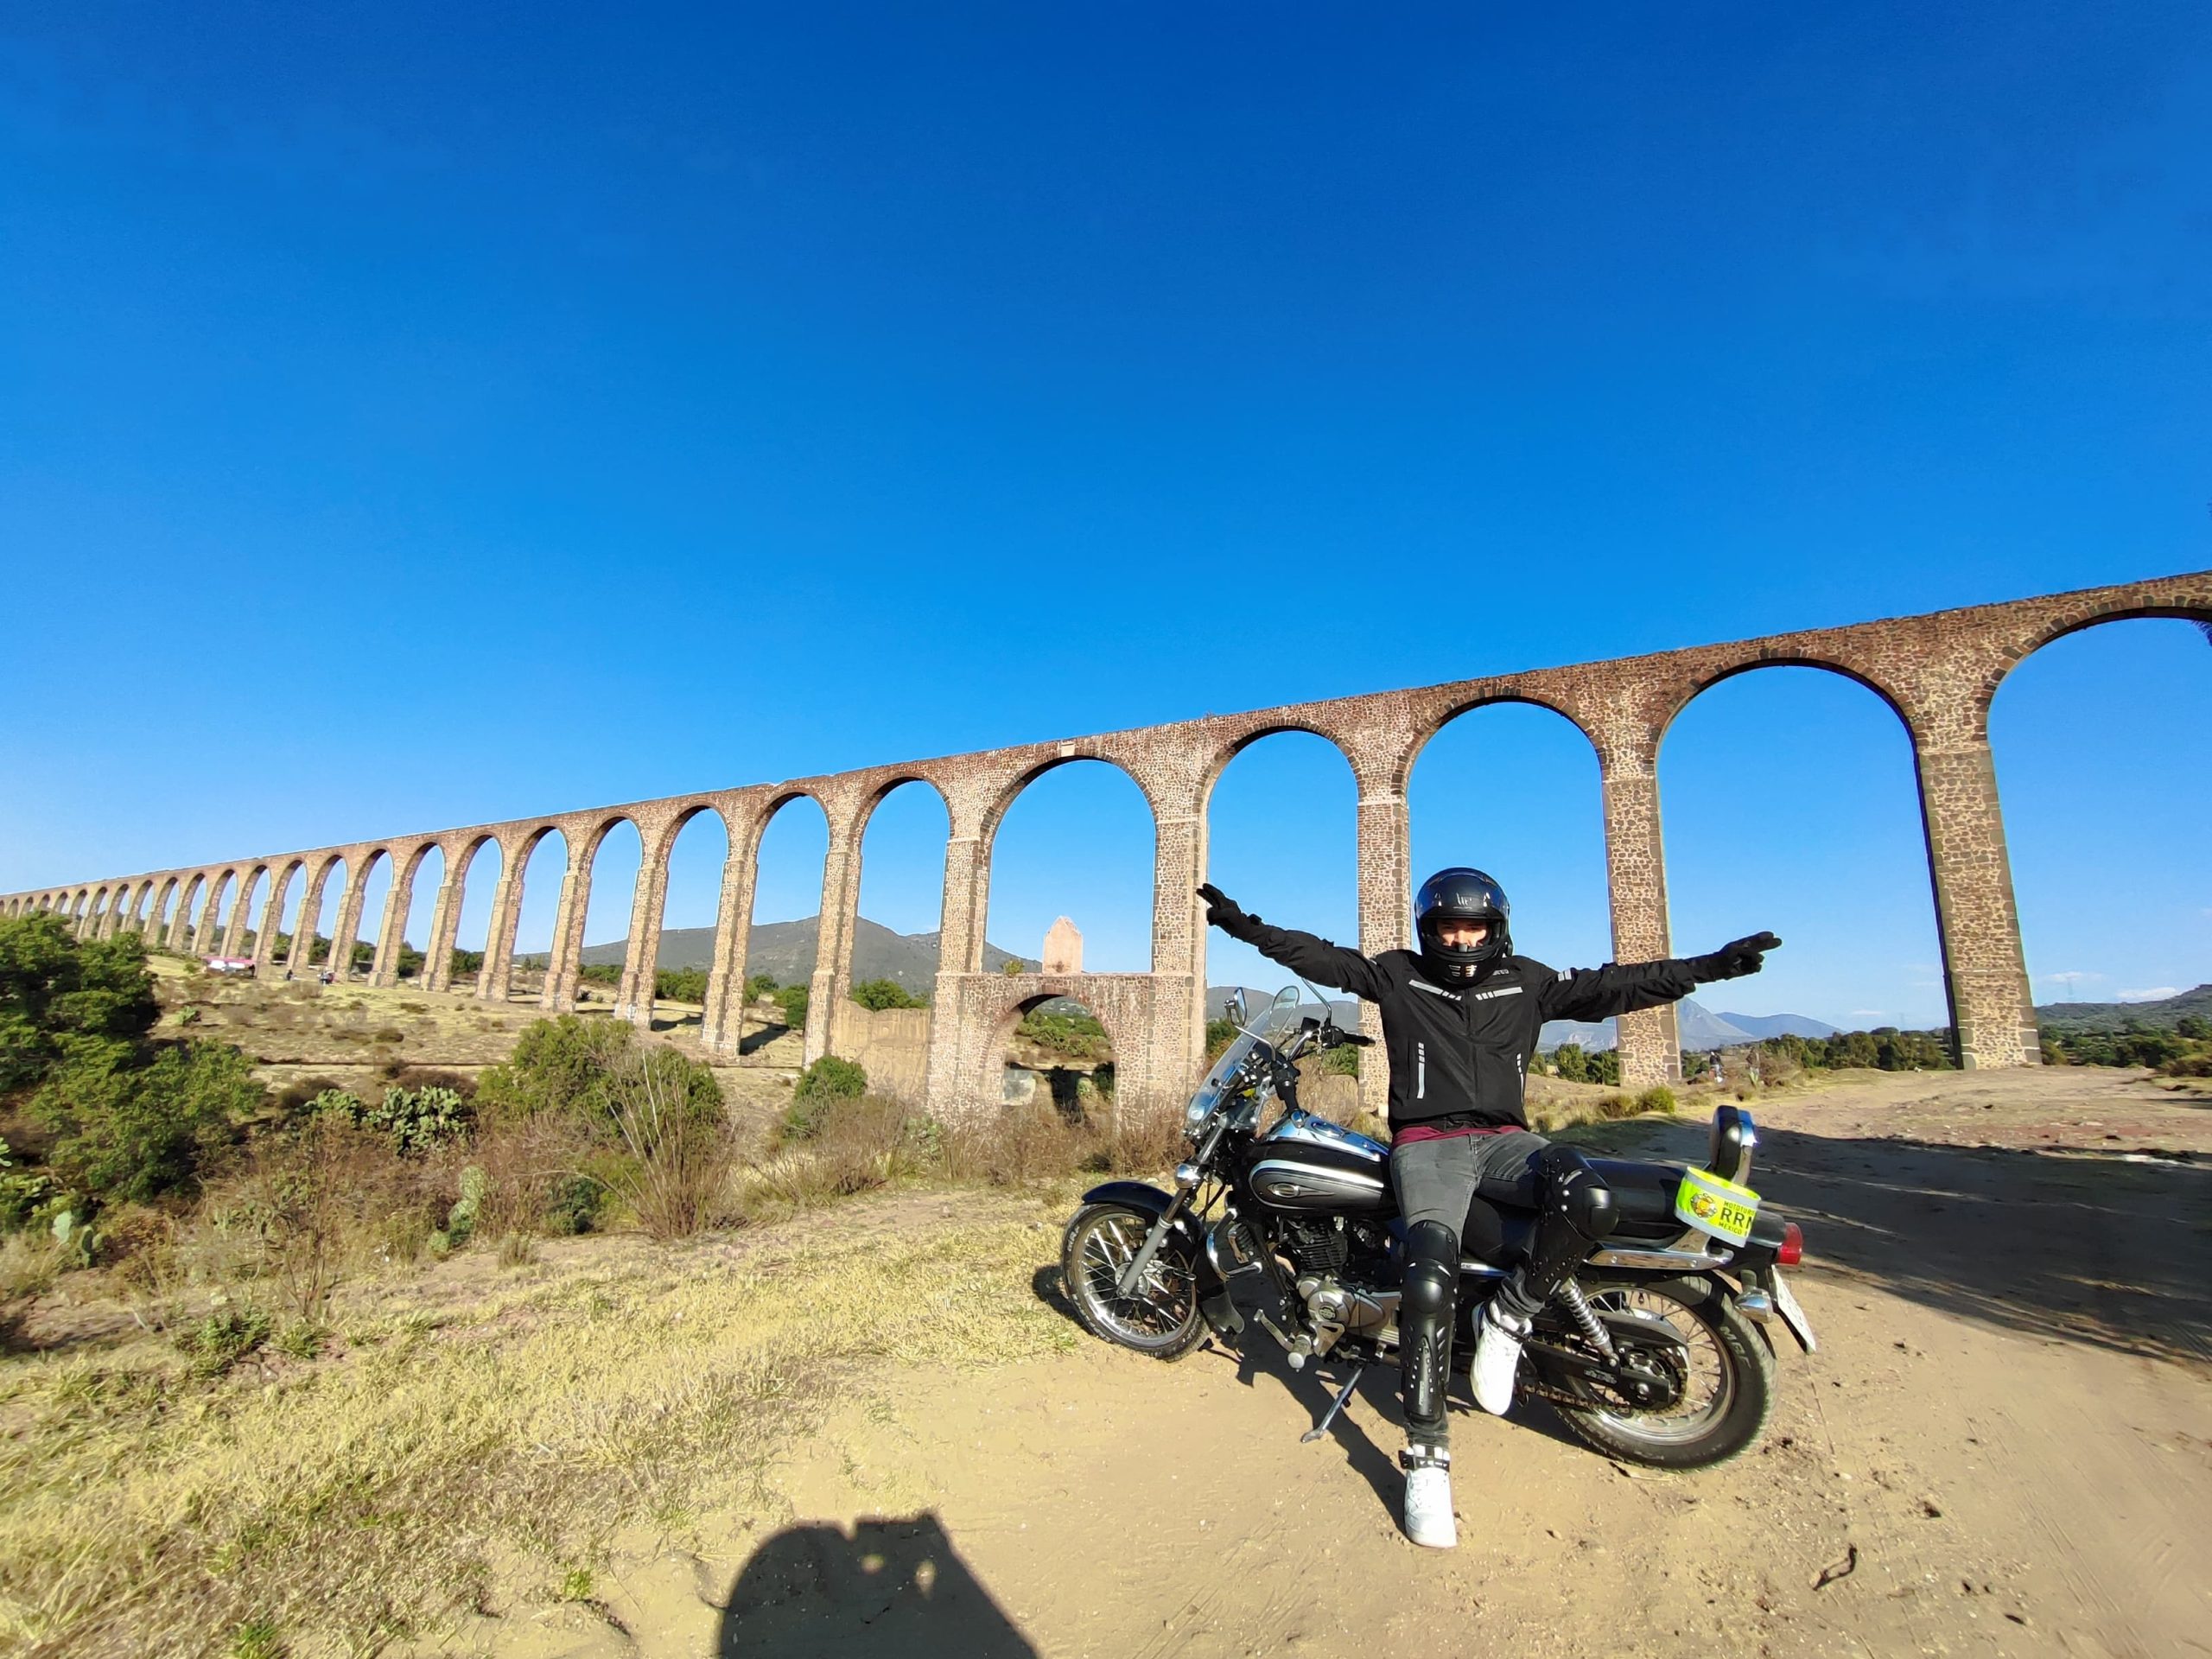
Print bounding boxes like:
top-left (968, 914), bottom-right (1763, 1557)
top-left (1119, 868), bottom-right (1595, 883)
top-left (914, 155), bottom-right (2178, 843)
top-left (3, 3), bottom-right (2207, 1031)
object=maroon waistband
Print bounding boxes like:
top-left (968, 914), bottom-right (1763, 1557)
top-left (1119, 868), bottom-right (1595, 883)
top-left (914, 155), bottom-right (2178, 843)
top-left (1392, 1122), bottom-right (1522, 1146)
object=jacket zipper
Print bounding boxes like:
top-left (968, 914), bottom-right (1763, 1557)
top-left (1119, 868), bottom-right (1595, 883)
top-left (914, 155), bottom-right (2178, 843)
top-left (1416, 1041), bottom-right (1426, 1100)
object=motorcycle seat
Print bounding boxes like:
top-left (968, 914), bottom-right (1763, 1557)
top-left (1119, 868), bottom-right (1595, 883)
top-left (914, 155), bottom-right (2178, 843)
top-left (1465, 1156), bottom-right (1692, 1252)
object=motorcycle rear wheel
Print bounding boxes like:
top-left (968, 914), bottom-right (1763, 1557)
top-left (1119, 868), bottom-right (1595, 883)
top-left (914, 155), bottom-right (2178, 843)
top-left (1542, 1274), bottom-right (1774, 1471)
top-left (1060, 1202), bottom-right (1207, 1361)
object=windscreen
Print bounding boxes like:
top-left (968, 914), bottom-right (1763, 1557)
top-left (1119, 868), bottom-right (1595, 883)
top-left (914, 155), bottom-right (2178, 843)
top-left (1185, 986), bottom-right (1306, 1127)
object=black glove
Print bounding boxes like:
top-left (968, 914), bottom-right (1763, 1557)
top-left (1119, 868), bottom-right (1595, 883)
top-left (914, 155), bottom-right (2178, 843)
top-left (1196, 884), bottom-right (1262, 940)
top-left (1689, 931), bottom-right (1782, 982)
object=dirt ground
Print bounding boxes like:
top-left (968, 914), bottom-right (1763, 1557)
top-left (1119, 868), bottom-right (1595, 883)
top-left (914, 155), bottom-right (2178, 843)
top-left (463, 1066), bottom-right (2211, 1659)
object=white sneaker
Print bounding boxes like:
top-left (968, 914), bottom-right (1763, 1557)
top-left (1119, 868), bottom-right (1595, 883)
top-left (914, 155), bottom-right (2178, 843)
top-left (1471, 1303), bottom-right (1530, 1416)
top-left (1401, 1450), bottom-right (1457, 1548)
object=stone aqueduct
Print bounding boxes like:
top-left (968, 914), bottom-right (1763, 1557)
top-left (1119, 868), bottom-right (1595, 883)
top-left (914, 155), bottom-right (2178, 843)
top-left (7, 572), bottom-right (2207, 1124)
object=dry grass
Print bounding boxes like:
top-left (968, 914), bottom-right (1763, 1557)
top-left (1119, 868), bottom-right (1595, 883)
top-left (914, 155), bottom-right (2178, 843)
top-left (0, 1203), bottom-right (1076, 1657)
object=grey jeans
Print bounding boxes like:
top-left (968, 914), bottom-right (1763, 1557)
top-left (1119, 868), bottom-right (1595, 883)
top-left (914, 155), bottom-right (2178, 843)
top-left (1389, 1128), bottom-right (1549, 1227)
top-left (1390, 1128), bottom-right (1551, 1319)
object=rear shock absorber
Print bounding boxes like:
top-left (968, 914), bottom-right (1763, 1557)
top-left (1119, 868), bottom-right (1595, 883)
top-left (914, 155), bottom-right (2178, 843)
top-left (1555, 1280), bottom-right (1616, 1363)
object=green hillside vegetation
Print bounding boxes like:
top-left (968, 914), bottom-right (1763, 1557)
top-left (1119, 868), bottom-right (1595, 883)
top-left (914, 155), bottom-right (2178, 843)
top-left (2043, 1017), bottom-right (2212, 1076)
top-left (2034, 984), bottom-right (2212, 1035)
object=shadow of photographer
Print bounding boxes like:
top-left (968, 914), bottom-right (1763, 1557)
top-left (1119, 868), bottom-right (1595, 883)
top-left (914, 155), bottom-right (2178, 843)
top-left (717, 1511), bottom-right (1037, 1657)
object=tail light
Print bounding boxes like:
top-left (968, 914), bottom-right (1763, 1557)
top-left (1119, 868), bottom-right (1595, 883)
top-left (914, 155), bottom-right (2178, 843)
top-left (1778, 1222), bottom-right (1803, 1267)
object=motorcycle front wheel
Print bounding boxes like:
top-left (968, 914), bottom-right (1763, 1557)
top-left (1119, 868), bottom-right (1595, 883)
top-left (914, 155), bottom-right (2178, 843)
top-left (1060, 1202), bottom-right (1207, 1361)
top-left (1541, 1274), bottom-right (1775, 1470)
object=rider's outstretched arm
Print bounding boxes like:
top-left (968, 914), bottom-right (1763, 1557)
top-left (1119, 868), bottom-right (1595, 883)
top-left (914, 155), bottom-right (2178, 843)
top-left (1197, 884), bottom-right (1390, 1003)
top-left (1538, 931), bottom-right (1782, 1023)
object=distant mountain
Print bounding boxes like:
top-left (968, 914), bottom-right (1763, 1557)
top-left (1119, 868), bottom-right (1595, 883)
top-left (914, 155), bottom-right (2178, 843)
top-left (1537, 998), bottom-right (1837, 1054)
top-left (1717, 1011), bottom-right (1841, 1042)
top-left (579, 914), bottom-right (1038, 994)
top-left (2034, 984), bottom-right (2212, 1036)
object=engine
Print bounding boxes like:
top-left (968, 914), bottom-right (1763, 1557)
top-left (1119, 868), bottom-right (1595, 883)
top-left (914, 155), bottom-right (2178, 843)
top-left (1278, 1215), bottom-right (1349, 1276)
top-left (1284, 1217), bottom-right (1399, 1344)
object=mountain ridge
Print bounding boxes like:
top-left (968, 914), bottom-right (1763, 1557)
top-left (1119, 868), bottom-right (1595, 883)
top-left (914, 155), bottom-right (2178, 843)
top-left (579, 914), bottom-right (1038, 991)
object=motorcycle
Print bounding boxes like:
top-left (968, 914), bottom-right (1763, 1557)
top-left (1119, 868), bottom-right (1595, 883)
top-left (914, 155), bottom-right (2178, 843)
top-left (1058, 985), bottom-right (1817, 1468)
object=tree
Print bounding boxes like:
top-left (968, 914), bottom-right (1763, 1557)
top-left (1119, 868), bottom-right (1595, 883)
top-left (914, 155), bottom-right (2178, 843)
top-left (0, 913), bottom-right (159, 1090)
top-left (773, 984), bottom-right (810, 1033)
top-left (34, 1042), bottom-right (261, 1205)
top-left (850, 978), bottom-right (924, 1011)
top-left (745, 973), bottom-right (779, 1001)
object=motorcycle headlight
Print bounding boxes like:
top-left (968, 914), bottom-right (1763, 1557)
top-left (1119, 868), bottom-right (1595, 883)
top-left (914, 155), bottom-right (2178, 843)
top-left (1185, 1087), bottom-right (1218, 1131)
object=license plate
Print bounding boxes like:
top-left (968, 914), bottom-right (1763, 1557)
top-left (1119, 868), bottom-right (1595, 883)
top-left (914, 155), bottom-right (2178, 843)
top-left (1768, 1267), bottom-right (1818, 1353)
top-left (1675, 1166), bottom-right (1759, 1245)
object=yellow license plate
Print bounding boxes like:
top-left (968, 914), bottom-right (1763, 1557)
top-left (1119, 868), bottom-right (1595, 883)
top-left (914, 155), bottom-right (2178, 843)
top-left (1675, 1167), bottom-right (1760, 1246)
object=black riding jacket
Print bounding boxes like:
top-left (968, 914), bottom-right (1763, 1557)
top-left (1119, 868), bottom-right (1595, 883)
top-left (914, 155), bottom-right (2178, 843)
top-left (1233, 920), bottom-right (1703, 1134)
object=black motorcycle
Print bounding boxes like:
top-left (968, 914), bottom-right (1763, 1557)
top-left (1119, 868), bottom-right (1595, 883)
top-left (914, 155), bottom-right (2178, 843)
top-left (1058, 986), bottom-right (1816, 1468)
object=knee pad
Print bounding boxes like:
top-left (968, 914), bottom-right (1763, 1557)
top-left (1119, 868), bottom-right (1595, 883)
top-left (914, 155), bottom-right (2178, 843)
top-left (1402, 1220), bottom-right (1459, 1320)
top-left (1535, 1145), bottom-right (1618, 1242)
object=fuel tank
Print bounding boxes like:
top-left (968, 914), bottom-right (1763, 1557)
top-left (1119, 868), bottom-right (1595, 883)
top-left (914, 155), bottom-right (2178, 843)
top-left (1243, 1115), bottom-right (1394, 1215)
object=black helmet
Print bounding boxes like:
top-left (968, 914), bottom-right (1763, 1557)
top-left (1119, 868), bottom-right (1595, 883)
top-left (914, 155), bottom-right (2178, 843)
top-left (1414, 868), bottom-right (1511, 983)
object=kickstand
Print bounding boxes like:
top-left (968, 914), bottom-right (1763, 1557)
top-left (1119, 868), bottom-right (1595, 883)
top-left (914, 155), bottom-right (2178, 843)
top-left (1300, 1364), bottom-right (1365, 1444)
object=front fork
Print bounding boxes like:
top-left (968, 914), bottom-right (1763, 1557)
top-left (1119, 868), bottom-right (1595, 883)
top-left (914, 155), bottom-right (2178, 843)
top-left (1115, 1121), bottom-right (1224, 1298)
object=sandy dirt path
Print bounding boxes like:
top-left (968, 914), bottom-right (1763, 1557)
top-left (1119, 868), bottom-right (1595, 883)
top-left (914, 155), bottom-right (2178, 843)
top-left (481, 1070), bottom-right (2212, 1659)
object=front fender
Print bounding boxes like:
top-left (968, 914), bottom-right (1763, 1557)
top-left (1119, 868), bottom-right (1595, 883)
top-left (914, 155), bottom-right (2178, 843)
top-left (1076, 1181), bottom-right (1241, 1339)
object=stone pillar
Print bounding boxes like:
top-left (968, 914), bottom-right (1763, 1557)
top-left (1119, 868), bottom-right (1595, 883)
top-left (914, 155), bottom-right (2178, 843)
top-left (1598, 741), bottom-right (1681, 1089)
top-left (370, 858), bottom-right (417, 988)
top-left (616, 834), bottom-right (676, 1027)
top-left (804, 826), bottom-right (862, 1065)
top-left (1354, 782), bottom-right (1412, 1122)
top-left (168, 881), bottom-right (199, 952)
top-left (539, 856), bottom-right (594, 1012)
top-left (287, 865), bottom-right (333, 975)
top-left (476, 863), bottom-right (527, 1003)
top-left (198, 879), bottom-right (229, 958)
top-left (219, 876), bottom-right (255, 957)
top-left (423, 870), bottom-right (466, 993)
top-left (1151, 794), bottom-right (1207, 1095)
top-left (1913, 732), bottom-right (2039, 1068)
top-left (325, 864), bottom-right (373, 982)
top-left (251, 870), bottom-right (287, 971)
top-left (699, 836), bottom-right (760, 1057)
top-left (924, 817), bottom-right (991, 1116)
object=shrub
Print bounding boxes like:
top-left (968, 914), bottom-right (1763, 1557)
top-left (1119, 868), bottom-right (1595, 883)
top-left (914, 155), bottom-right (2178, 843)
top-left (389, 1065), bottom-right (476, 1099)
top-left (1016, 1007), bottom-right (1110, 1059)
top-left (747, 1094), bottom-right (925, 1211)
top-left (0, 913), bottom-right (160, 1091)
top-left (655, 966), bottom-right (709, 1003)
top-left (577, 963), bottom-right (622, 988)
top-left (0, 1138), bottom-right (56, 1231)
top-left (773, 984), bottom-right (810, 1033)
top-left (32, 1040), bottom-right (260, 1205)
top-left (474, 1015), bottom-right (636, 1125)
top-left (850, 978), bottom-right (924, 1011)
top-left (365, 1085), bottom-right (471, 1155)
top-left (599, 1046), bottom-right (737, 1240)
top-left (275, 1075), bottom-right (347, 1116)
top-left (1633, 1084), bottom-right (1679, 1115)
top-left (181, 1302), bottom-right (273, 1376)
top-left (792, 1056), bottom-right (867, 1105)
top-left (744, 973), bottom-right (779, 1001)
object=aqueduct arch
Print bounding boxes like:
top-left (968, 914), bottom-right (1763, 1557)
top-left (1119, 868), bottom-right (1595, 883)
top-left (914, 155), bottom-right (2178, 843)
top-left (9, 572), bottom-right (2207, 1122)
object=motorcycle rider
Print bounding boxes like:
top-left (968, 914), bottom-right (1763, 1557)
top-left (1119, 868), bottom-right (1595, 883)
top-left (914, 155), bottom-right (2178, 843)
top-left (1197, 872), bottom-right (1778, 1549)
